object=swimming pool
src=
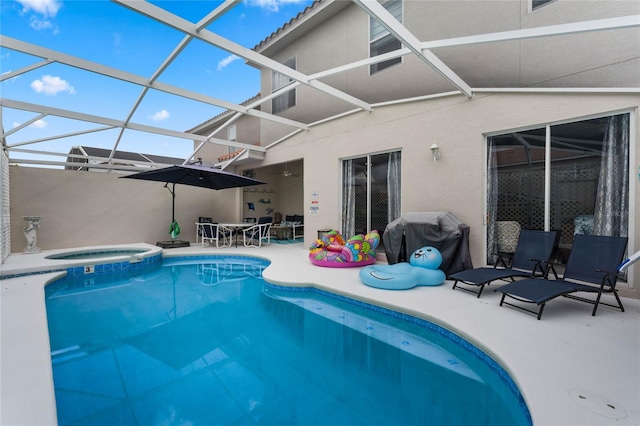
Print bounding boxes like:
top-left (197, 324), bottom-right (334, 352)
top-left (45, 256), bottom-right (531, 425)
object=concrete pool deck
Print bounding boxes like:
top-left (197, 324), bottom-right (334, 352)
top-left (1, 242), bottom-right (639, 425)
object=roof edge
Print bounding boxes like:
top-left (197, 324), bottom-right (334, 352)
top-left (252, 0), bottom-right (350, 54)
top-left (186, 93), bottom-right (262, 134)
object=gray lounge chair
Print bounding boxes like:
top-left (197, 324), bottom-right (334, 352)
top-left (496, 234), bottom-right (628, 320)
top-left (449, 229), bottom-right (560, 298)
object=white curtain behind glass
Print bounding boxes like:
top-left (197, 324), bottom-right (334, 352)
top-left (272, 71), bottom-right (291, 113)
top-left (594, 114), bottom-right (629, 237)
top-left (486, 140), bottom-right (499, 263)
top-left (387, 151), bottom-right (401, 223)
top-left (271, 57), bottom-right (295, 114)
top-left (342, 160), bottom-right (355, 237)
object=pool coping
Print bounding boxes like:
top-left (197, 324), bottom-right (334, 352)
top-left (0, 243), bottom-right (162, 280)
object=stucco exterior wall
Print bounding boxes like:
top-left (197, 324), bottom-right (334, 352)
top-left (8, 167), bottom-right (242, 252)
top-left (256, 91), bottom-right (639, 290)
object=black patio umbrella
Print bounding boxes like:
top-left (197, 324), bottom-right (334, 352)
top-left (121, 164), bottom-right (265, 244)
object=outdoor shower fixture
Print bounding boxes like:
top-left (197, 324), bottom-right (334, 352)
top-left (430, 143), bottom-right (441, 163)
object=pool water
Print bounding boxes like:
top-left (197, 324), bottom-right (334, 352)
top-left (45, 256), bottom-right (531, 426)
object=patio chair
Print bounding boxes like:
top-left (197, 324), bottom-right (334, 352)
top-left (196, 217), bottom-right (213, 239)
top-left (243, 220), bottom-right (272, 248)
top-left (286, 214), bottom-right (304, 239)
top-left (196, 222), bottom-right (233, 248)
top-left (449, 229), bottom-right (560, 298)
top-left (495, 221), bottom-right (521, 267)
top-left (496, 234), bottom-right (628, 320)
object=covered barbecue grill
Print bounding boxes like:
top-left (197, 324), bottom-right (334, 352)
top-left (383, 212), bottom-right (473, 275)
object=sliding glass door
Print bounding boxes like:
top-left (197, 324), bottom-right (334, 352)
top-left (342, 151), bottom-right (401, 239)
top-left (487, 113), bottom-right (630, 264)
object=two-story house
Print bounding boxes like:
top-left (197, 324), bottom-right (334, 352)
top-left (189, 0), bottom-right (638, 289)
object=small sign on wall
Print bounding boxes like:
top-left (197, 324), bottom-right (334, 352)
top-left (310, 191), bottom-right (319, 215)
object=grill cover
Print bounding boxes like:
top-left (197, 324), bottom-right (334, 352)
top-left (383, 212), bottom-right (473, 275)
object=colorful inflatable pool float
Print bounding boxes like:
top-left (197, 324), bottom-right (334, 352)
top-left (309, 230), bottom-right (380, 267)
top-left (359, 246), bottom-right (446, 289)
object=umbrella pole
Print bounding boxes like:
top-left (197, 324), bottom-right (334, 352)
top-left (158, 182), bottom-right (187, 247)
top-left (172, 183), bottom-right (176, 223)
top-left (165, 183), bottom-right (176, 223)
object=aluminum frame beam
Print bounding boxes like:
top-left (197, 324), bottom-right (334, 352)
top-left (113, 0), bottom-right (373, 112)
top-left (310, 15), bottom-right (640, 80)
top-left (1, 98), bottom-right (267, 153)
top-left (2, 1), bottom-right (638, 170)
top-left (353, 0), bottom-right (473, 98)
top-left (0, 36), bottom-right (308, 131)
top-left (109, 34), bottom-right (194, 163)
top-left (421, 15), bottom-right (640, 49)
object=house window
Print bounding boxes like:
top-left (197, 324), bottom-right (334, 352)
top-left (342, 151), bottom-right (401, 241)
top-left (271, 56), bottom-right (296, 114)
top-left (227, 125), bottom-right (236, 154)
top-left (531, 0), bottom-right (555, 10)
top-left (370, 0), bottom-right (402, 75)
top-left (486, 113), bottom-right (631, 270)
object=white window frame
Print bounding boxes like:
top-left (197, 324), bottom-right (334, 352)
top-left (227, 125), bottom-right (237, 154)
top-left (530, 0), bottom-right (556, 12)
top-left (369, 0), bottom-right (403, 75)
top-left (341, 149), bottom-right (402, 236)
top-left (271, 56), bottom-right (296, 114)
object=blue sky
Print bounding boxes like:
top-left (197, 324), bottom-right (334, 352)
top-left (0, 0), bottom-right (314, 163)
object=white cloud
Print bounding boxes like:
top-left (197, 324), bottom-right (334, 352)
top-left (150, 110), bottom-right (170, 122)
top-left (30, 119), bottom-right (48, 129)
top-left (113, 32), bottom-right (122, 47)
top-left (12, 119), bottom-right (48, 129)
top-left (17, 0), bottom-right (61, 33)
top-left (217, 55), bottom-right (240, 71)
top-left (30, 75), bottom-right (75, 95)
top-left (16, 0), bottom-right (62, 18)
top-left (245, 0), bottom-right (306, 13)
top-left (29, 16), bottom-right (54, 31)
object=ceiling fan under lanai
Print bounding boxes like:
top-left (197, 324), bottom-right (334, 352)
top-left (271, 164), bottom-right (299, 177)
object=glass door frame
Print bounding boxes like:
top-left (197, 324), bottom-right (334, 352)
top-left (341, 149), bottom-right (401, 237)
top-left (483, 108), bottom-right (636, 288)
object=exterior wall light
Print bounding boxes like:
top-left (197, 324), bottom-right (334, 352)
top-left (430, 143), bottom-right (440, 163)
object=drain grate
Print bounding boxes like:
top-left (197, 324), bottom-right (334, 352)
top-left (569, 388), bottom-right (627, 420)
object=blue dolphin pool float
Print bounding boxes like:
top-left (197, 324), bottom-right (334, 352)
top-left (359, 246), bottom-right (446, 290)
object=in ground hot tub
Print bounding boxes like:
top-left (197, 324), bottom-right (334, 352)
top-left (45, 248), bottom-right (155, 261)
top-left (44, 244), bottom-right (161, 262)
top-left (36, 244), bottom-right (164, 278)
